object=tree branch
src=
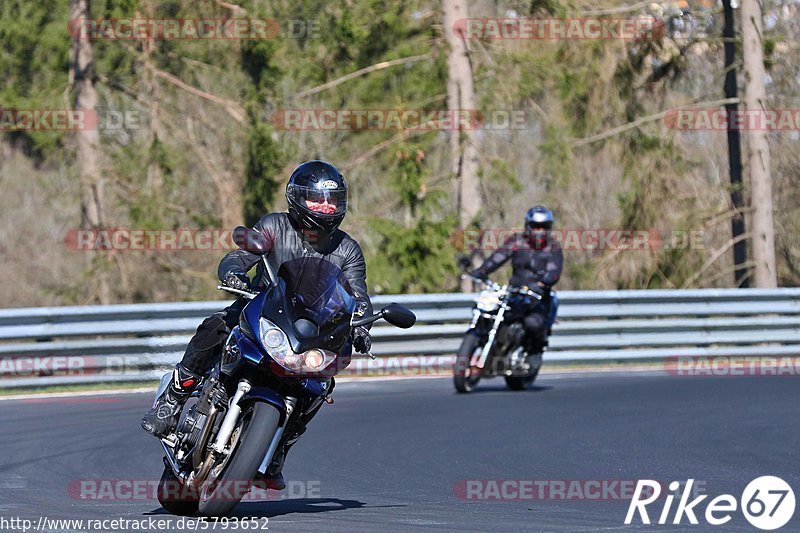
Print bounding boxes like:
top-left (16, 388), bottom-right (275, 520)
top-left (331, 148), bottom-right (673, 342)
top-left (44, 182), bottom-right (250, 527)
top-left (341, 130), bottom-right (432, 172)
top-left (215, 0), bottom-right (246, 15)
top-left (576, 1), bottom-right (652, 16)
top-left (144, 63), bottom-right (246, 123)
top-left (681, 232), bottom-right (751, 288)
top-left (571, 97), bottom-right (739, 147)
top-left (698, 260), bottom-right (756, 287)
top-left (297, 54), bottom-right (432, 98)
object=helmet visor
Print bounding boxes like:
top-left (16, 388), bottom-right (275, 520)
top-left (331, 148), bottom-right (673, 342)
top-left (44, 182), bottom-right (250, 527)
top-left (526, 220), bottom-right (552, 231)
top-left (291, 185), bottom-right (347, 216)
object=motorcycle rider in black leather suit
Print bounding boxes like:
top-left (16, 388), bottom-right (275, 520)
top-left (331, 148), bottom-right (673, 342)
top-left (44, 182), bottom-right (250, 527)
top-left (141, 160), bottom-right (373, 488)
top-left (470, 206), bottom-right (563, 353)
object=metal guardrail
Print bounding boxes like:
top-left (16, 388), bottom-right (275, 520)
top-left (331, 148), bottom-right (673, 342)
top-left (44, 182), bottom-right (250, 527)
top-left (1, 288), bottom-right (800, 388)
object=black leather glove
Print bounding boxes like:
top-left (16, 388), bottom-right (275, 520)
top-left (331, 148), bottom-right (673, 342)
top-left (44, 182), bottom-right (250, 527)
top-left (223, 270), bottom-right (251, 291)
top-left (469, 268), bottom-right (487, 281)
top-left (530, 284), bottom-right (546, 297)
top-left (353, 326), bottom-right (372, 354)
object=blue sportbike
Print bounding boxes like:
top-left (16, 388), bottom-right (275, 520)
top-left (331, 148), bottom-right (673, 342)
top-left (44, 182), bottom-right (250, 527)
top-left (152, 227), bottom-right (415, 516)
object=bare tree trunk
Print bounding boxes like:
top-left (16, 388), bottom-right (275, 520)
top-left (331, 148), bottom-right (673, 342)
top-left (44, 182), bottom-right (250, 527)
top-left (443, 0), bottom-right (481, 292)
top-left (140, 3), bottom-right (163, 197)
top-left (70, 0), bottom-right (110, 303)
top-left (741, 0), bottom-right (777, 287)
top-left (0, 137), bottom-right (12, 162)
top-left (443, 0), bottom-right (480, 227)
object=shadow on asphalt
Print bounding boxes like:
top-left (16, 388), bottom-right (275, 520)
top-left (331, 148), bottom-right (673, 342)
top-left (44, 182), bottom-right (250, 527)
top-left (233, 498), bottom-right (398, 518)
top-left (148, 498), bottom-right (389, 519)
top-left (455, 384), bottom-right (554, 394)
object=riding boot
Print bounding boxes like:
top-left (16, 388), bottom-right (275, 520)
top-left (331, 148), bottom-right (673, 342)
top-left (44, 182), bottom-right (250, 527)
top-left (141, 364), bottom-right (202, 438)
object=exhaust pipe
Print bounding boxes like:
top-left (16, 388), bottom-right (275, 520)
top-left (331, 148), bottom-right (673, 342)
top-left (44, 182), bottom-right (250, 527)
top-left (161, 442), bottom-right (188, 483)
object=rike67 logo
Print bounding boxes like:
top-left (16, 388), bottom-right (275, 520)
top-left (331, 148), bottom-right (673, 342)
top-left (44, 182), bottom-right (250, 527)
top-left (625, 477), bottom-right (795, 530)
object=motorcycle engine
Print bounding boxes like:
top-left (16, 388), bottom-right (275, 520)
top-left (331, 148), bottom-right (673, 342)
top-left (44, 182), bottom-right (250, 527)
top-left (176, 380), bottom-right (223, 451)
top-left (177, 403), bottom-right (207, 450)
top-left (498, 323), bottom-right (524, 351)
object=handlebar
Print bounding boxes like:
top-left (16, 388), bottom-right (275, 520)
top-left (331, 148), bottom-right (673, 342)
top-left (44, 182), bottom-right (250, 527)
top-left (218, 285), bottom-right (410, 360)
top-left (460, 274), bottom-right (543, 300)
top-left (217, 284), bottom-right (258, 299)
top-left (461, 273), bottom-right (501, 291)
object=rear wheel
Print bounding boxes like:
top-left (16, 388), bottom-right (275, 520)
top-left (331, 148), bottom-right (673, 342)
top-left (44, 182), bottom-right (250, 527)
top-left (198, 402), bottom-right (282, 516)
top-left (504, 369), bottom-right (539, 390)
top-left (505, 352), bottom-right (542, 390)
top-left (454, 333), bottom-right (483, 393)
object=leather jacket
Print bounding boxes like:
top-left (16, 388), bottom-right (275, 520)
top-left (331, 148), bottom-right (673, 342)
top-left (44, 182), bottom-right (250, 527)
top-left (474, 232), bottom-right (563, 291)
top-left (218, 212), bottom-right (372, 318)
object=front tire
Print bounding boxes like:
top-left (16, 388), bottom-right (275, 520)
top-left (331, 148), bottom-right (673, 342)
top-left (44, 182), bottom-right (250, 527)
top-left (198, 402), bottom-right (282, 516)
top-left (157, 465), bottom-right (199, 516)
top-left (454, 333), bottom-right (483, 393)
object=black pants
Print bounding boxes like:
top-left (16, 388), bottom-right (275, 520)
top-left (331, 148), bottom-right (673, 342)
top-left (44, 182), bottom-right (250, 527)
top-left (180, 299), bottom-right (246, 375)
top-left (515, 298), bottom-right (551, 351)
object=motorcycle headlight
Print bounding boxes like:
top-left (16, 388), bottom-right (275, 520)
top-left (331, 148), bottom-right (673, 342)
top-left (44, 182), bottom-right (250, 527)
top-left (259, 318), bottom-right (290, 358)
top-left (263, 328), bottom-right (286, 349)
top-left (258, 318), bottom-right (336, 373)
top-left (475, 290), bottom-right (501, 312)
top-left (304, 349), bottom-right (326, 371)
top-left (296, 349), bottom-right (336, 372)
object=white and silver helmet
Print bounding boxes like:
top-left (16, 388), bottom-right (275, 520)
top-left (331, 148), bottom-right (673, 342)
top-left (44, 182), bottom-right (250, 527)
top-left (525, 205), bottom-right (554, 231)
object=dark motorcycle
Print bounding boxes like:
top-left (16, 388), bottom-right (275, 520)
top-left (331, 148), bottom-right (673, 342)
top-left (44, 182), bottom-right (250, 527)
top-left (453, 272), bottom-right (557, 393)
top-left (152, 226), bottom-right (415, 516)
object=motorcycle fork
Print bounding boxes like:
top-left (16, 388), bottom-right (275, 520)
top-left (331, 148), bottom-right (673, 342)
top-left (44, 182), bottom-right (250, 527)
top-left (475, 306), bottom-right (507, 369)
top-left (257, 396), bottom-right (297, 475)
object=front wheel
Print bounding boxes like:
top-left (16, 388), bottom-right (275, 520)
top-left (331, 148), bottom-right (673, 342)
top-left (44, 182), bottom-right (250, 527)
top-left (198, 402), bottom-right (282, 516)
top-left (157, 465), bottom-right (199, 516)
top-left (454, 333), bottom-right (483, 393)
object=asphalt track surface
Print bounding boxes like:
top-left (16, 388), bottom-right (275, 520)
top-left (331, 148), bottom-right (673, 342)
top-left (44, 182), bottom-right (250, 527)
top-left (0, 373), bottom-right (797, 532)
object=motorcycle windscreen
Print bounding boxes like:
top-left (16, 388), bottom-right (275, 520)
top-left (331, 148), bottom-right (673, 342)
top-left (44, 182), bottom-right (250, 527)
top-left (276, 257), bottom-right (356, 333)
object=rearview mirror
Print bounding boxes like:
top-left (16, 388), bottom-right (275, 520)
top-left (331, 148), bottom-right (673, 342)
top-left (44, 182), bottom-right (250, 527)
top-left (381, 303), bottom-right (416, 329)
top-left (232, 226), bottom-right (269, 255)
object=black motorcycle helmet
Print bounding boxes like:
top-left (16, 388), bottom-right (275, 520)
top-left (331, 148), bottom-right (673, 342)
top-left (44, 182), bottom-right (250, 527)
top-left (286, 160), bottom-right (348, 237)
top-left (524, 205), bottom-right (554, 249)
